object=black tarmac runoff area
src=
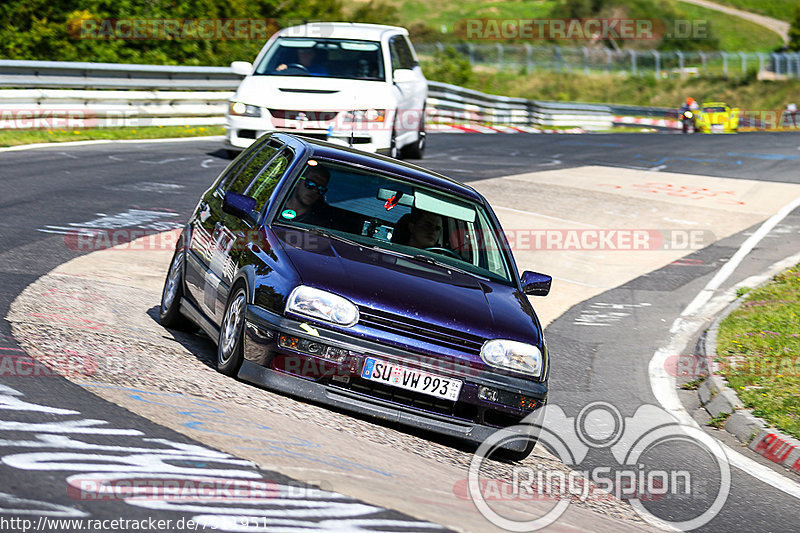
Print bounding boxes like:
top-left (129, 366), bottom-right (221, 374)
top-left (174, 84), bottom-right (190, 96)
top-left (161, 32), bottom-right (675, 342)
top-left (1, 132), bottom-right (799, 532)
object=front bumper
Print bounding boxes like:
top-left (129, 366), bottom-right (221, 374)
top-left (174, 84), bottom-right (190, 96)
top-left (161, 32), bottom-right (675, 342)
top-left (225, 114), bottom-right (392, 153)
top-left (240, 305), bottom-right (548, 451)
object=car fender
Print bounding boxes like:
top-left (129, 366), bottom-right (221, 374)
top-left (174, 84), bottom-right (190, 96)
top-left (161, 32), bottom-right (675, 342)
top-left (232, 265), bottom-right (257, 303)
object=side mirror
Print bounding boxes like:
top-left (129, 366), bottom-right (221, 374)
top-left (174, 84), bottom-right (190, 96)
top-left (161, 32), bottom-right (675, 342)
top-left (222, 192), bottom-right (257, 221)
top-left (393, 68), bottom-right (415, 83)
top-left (231, 61), bottom-right (253, 76)
top-left (521, 271), bottom-right (552, 296)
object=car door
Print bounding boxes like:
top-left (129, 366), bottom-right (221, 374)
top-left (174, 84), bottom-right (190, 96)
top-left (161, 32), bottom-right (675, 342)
top-left (184, 138), bottom-right (283, 322)
top-left (388, 34), bottom-right (426, 147)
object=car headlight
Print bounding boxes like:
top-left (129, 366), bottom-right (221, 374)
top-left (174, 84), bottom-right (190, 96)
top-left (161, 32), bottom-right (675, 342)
top-left (480, 339), bottom-right (544, 377)
top-left (286, 286), bottom-right (359, 327)
top-left (344, 109), bottom-right (385, 122)
top-left (229, 101), bottom-right (261, 117)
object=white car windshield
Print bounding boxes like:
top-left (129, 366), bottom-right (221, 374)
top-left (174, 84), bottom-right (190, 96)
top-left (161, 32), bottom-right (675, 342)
top-left (254, 38), bottom-right (385, 81)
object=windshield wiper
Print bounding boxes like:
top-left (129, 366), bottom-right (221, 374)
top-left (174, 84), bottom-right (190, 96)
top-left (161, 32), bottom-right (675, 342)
top-left (411, 253), bottom-right (483, 279)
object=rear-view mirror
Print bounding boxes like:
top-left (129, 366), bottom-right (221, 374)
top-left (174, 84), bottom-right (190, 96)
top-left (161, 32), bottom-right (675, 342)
top-left (521, 271), bottom-right (552, 296)
top-left (222, 192), bottom-right (257, 221)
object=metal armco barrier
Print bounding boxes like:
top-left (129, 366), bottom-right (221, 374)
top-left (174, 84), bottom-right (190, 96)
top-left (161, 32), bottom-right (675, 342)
top-left (0, 59), bottom-right (678, 131)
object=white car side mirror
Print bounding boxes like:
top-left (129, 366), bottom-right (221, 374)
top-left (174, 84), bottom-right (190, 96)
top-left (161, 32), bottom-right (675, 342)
top-left (393, 68), bottom-right (415, 83)
top-left (231, 61), bottom-right (253, 76)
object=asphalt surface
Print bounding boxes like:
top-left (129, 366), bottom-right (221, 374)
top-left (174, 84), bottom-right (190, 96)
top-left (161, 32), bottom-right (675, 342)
top-left (1, 132), bottom-right (800, 531)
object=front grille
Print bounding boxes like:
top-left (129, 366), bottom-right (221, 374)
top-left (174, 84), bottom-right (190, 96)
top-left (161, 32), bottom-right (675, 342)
top-left (358, 307), bottom-right (485, 356)
top-left (331, 377), bottom-right (479, 422)
top-left (268, 109), bottom-right (339, 122)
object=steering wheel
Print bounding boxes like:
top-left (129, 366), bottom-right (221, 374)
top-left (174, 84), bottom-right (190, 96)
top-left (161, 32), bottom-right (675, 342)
top-left (276, 63), bottom-right (309, 74)
top-left (424, 246), bottom-right (461, 259)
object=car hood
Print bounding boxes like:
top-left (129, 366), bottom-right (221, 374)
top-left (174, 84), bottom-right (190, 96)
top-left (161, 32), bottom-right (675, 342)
top-left (234, 75), bottom-right (393, 111)
top-left (273, 227), bottom-right (543, 355)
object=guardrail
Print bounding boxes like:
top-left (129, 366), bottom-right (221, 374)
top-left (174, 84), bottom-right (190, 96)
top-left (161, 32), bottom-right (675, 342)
top-left (0, 59), bottom-right (682, 131)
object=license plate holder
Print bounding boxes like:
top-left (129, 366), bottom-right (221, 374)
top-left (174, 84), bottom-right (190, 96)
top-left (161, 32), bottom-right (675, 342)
top-left (360, 357), bottom-right (462, 401)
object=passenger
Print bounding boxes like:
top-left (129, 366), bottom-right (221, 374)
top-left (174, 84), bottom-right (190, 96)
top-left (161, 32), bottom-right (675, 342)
top-left (394, 209), bottom-right (442, 249)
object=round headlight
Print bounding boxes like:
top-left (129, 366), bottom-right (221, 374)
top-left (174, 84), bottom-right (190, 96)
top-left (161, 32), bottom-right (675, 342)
top-left (286, 286), bottom-right (359, 327)
top-left (480, 339), bottom-right (543, 377)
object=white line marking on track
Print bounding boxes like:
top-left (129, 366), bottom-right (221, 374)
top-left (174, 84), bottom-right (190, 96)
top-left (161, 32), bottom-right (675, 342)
top-left (649, 194), bottom-right (800, 499)
top-left (493, 205), bottom-right (601, 228)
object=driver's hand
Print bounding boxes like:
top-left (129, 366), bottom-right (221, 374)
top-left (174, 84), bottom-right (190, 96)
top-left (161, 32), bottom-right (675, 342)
top-left (276, 64), bottom-right (287, 71)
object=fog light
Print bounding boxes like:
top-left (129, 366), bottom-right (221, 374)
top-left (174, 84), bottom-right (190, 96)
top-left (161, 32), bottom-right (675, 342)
top-left (519, 396), bottom-right (537, 410)
top-left (279, 335), bottom-right (299, 350)
top-left (478, 386), bottom-right (499, 403)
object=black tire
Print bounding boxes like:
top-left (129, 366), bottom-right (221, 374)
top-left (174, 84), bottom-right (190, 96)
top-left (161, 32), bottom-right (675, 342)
top-left (389, 127), bottom-right (399, 159)
top-left (159, 249), bottom-right (192, 330)
top-left (217, 283), bottom-right (247, 376)
top-left (401, 111), bottom-right (426, 159)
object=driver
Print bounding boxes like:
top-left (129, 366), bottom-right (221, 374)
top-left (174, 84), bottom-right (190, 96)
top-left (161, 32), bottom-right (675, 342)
top-left (276, 47), bottom-right (328, 76)
top-left (406, 210), bottom-right (443, 249)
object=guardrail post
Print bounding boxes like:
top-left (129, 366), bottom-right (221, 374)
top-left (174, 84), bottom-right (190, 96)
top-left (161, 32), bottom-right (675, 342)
top-left (466, 43), bottom-right (475, 66)
top-left (739, 52), bottom-right (747, 76)
top-left (605, 48), bottom-right (612, 74)
top-left (757, 53), bottom-right (765, 76)
top-left (652, 50), bottom-right (660, 80)
top-left (675, 50), bottom-right (684, 78)
top-left (435, 42), bottom-right (444, 54)
top-left (721, 52), bottom-right (728, 77)
top-left (524, 43), bottom-right (532, 71)
top-left (555, 46), bottom-right (563, 73)
top-left (496, 43), bottom-right (503, 70)
top-left (630, 49), bottom-right (637, 76)
top-left (581, 46), bottom-right (589, 75)
top-left (699, 52), bottom-right (706, 74)
top-left (771, 52), bottom-right (780, 76)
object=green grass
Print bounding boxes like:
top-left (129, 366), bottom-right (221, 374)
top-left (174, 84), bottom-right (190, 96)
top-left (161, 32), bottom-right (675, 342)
top-left (0, 125), bottom-right (224, 148)
top-left (381, 0), bottom-right (784, 51)
top-left (716, 264), bottom-right (800, 440)
top-left (705, 0), bottom-right (796, 23)
top-left (676, 3), bottom-right (784, 51)
top-left (394, 0), bottom-right (558, 36)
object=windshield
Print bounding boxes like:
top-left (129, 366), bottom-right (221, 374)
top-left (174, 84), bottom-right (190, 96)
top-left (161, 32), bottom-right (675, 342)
top-left (254, 38), bottom-right (385, 81)
top-left (274, 160), bottom-right (515, 285)
top-left (703, 106), bottom-right (727, 113)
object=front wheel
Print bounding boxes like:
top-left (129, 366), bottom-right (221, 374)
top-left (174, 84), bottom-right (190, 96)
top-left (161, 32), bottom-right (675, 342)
top-left (401, 112), bottom-right (426, 159)
top-left (217, 284), bottom-right (247, 376)
top-left (389, 127), bottom-right (399, 159)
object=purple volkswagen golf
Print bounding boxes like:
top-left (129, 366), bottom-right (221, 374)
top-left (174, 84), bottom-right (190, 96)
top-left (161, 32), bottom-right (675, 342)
top-left (160, 132), bottom-right (551, 459)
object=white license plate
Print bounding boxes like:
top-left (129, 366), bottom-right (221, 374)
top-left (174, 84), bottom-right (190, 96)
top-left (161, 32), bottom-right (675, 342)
top-left (711, 124), bottom-right (724, 132)
top-left (360, 357), bottom-right (462, 401)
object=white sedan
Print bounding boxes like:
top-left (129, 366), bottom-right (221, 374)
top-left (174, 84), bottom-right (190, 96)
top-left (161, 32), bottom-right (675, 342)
top-left (225, 22), bottom-right (428, 159)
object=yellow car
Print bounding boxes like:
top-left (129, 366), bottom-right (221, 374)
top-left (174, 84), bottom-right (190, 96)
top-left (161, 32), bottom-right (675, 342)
top-left (695, 102), bottom-right (739, 133)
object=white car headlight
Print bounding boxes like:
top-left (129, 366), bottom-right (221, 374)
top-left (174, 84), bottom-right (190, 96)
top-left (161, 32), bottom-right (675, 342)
top-left (229, 101), bottom-right (261, 117)
top-left (480, 339), bottom-right (544, 377)
top-left (286, 286), bottom-right (359, 327)
top-left (344, 109), bottom-right (386, 122)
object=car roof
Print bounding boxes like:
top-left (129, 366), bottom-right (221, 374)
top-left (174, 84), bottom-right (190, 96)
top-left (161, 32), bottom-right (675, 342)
top-left (276, 22), bottom-right (408, 42)
top-left (701, 102), bottom-right (728, 107)
top-left (273, 133), bottom-right (484, 203)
